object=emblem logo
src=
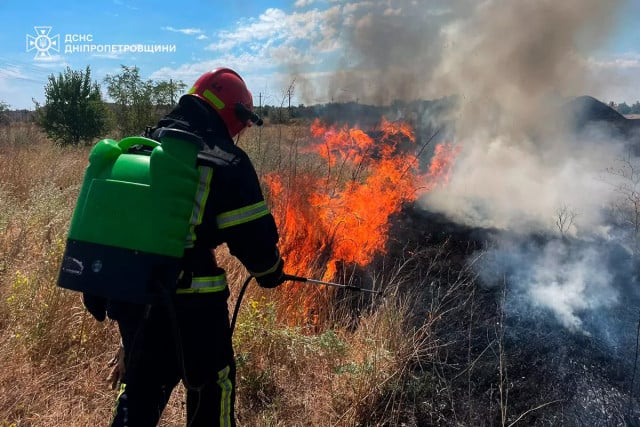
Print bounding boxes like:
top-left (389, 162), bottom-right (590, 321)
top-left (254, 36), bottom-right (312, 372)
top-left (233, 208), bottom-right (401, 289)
top-left (26, 26), bottom-right (60, 59)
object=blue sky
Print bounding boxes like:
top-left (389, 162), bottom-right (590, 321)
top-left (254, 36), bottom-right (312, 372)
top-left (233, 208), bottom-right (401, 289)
top-left (1, 0), bottom-right (639, 110)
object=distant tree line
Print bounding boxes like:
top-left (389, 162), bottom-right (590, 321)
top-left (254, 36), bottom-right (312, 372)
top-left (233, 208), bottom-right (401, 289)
top-left (1, 64), bottom-right (456, 145)
top-left (257, 96), bottom-right (456, 130)
top-left (610, 101), bottom-right (640, 115)
top-left (5, 64), bottom-right (385, 145)
top-left (24, 64), bottom-right (186, 145)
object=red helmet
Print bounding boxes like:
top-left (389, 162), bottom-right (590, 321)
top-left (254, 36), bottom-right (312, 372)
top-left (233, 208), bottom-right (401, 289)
top-left (186, 68), bottom-right (258, 138)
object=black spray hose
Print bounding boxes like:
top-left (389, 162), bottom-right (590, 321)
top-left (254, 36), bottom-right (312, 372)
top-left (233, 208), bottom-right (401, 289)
top-left (230, 275), bottom-right (254, 334)
top-left (230, 274), bottom-right (380, 335)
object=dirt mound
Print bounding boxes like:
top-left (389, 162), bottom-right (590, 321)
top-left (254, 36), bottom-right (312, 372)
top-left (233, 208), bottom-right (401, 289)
top-left (564, 96), bottom-right (640, 145)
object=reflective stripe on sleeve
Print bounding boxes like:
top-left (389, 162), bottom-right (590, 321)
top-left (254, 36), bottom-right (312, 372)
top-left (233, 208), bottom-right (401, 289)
top-left (250, 253), bottom-right (282, 278)
top-left (216, 201), bottom-right (270, 229)
top-left (175, 274), bottom-right (227, 294)
top-left (185, 166), bottom-right (214, 249)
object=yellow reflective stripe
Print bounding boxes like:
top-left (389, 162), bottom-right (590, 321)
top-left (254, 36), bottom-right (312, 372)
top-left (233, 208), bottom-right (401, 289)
top-left (116, 382), bottom-right (126, 399)
top-left (216, 201), bottom-right (270, 229)
top-left (192, 275), bottom-right (226, 289)
top-left (176, 274), bottom-right (227, 294)
top-left (188, 87), bottom-right (225, 110)
top-left (250, 254), bottom-right (282, 278)
top-left (176, 285), bottom-right (226, 294)
top-left (217, 366), bottom-right (233, 427)
top-left (185, 167), bottom-right (213, 249)
top-left (109, 383), bottom-right (127, 427)
top-left (202, 89), bottom-right (225, 110)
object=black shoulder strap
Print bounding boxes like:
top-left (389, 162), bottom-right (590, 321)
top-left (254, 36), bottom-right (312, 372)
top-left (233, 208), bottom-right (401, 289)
top-left (197, 144), bottom-right (241, 168)
top-left (147, 124), bottom-right (238, 168)
top-left (152, 127), bottom-right (205, 148)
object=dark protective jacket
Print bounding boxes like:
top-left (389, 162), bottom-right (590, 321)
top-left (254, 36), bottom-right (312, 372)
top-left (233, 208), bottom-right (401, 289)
top-left (83, 95), bottom-right (282, 321)
top-left (151, 96), bottom-right (282, 294)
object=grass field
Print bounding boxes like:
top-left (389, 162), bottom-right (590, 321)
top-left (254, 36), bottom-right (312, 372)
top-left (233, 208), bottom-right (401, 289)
top-left (4, 120), bottom-right (631, 426)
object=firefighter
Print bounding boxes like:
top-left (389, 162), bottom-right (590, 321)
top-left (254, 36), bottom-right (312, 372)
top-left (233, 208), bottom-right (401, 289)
top-left (83, 68), bottom-right (285, 426)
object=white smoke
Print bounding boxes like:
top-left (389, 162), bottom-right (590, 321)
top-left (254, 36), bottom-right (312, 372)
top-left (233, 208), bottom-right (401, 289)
top-left (418, 0), bottom-right (625, 234)
top-left (411, 0), bottom-right (633, 333)
top-left (476, 236), bottom-right (629, 336)
top-left (285, 0), bottom-right (633, 333)
top-left (525, 242), bottom-right (618, 332)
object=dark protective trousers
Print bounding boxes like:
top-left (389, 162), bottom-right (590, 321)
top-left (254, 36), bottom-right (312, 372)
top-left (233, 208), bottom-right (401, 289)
top-left (109, 292), bottom-right (236, 427)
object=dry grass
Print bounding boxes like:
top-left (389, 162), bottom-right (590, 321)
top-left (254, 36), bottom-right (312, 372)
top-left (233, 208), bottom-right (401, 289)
top-left (0, 124), bottom-right (118, 425)
top-left (0, 122), bottom-right (459, 426)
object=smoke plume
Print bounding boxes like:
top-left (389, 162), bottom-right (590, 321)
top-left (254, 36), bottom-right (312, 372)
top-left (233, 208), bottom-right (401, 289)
top-left (287, 0), bottom-right (635, 335)
top-left (409, 0), bottom-right (632, 336)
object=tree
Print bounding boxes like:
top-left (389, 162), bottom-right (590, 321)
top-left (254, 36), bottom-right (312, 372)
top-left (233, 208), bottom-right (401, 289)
top-left (554, 204), bottom-right (577, 238)
top-left (104, 65), bottom-right (154, 137)
top-left (616, 102), bottom-right (632, 115)
top-left (0, 101), bottom-right (9, 125)
top-left (104, 65), bottom-right (186, 137)
top-left (36, 66), bottom-right (109, 145)
top-left (152, 79), bottom-right (186, 111)
top-left (607, 152), bottom-right (640, 257)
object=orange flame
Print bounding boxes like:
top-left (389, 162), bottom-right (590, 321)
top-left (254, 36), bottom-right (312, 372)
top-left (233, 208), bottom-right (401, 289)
top-left (422, 142), bottom-right (462, 192)
top-left (265, 118), bottom-right (459, 324)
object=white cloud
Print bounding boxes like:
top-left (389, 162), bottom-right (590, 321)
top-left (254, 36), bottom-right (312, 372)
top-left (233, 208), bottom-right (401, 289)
top-left (585, 53), bottom-right (640, 103)
top-left (383, 7), bottom-right (402, 16)
top-left (163, 26), bottom-right (203, 36)
top-left (425, 8), bottom-right (452, 17)
top-left (270, 45), bottom-right (318, 66)
top-left (113, 0), bottom-right (138, 10)
top-left (149, 49), bottom-right (278, 86)
top-left (31, 55), bottom-right (67, 66)
top-left (0, 66), bottom-right (27, 80)
top-left (205, 7), bottom-right (342, 57)
top-left (294, 0), bottom-right (315, 7)
top-left (588, 53), bottom-right (640, 70)
top-left (206, 8), bottom-right (289, 52)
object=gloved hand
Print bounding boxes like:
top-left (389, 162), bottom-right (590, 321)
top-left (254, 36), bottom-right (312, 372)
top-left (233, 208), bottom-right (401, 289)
top-left (256, 259), bottom-right (285, 289)
top-left (83, 293), bottom-right (107, 322)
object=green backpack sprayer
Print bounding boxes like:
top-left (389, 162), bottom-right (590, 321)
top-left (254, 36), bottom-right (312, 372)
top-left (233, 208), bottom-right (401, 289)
top-left (57, 128), bottom-right (204, 304)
